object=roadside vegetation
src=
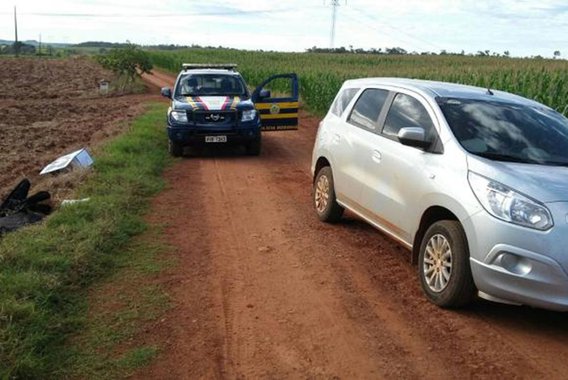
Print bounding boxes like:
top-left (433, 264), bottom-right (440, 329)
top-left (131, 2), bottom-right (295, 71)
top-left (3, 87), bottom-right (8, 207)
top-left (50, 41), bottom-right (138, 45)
top-left (96, 44), bottom-right (153, 91)
top-left (147, 48), bottom-right (568, 116)
top-left (0, 104), bottom-right (171, 378)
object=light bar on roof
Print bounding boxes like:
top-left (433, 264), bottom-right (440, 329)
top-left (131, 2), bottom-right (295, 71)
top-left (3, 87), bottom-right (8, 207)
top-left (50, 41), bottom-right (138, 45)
top-left (182, 63), bottom-right (238, 71)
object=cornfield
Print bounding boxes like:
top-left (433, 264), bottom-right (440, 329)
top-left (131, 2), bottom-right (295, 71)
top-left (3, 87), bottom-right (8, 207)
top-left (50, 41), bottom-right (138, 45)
top-left (147, 48), bottom-right (568, 116)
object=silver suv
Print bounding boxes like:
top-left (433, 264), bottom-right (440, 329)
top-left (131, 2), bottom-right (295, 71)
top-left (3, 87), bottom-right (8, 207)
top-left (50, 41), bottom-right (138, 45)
top-left (311, 78), bottom-right (568, 311)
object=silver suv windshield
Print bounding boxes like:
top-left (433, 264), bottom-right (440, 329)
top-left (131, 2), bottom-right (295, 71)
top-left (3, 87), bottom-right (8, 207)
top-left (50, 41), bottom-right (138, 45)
top-left (438, 98), bottom-right (568, 166)
top-left (176, 74), bottom-right (247, 97)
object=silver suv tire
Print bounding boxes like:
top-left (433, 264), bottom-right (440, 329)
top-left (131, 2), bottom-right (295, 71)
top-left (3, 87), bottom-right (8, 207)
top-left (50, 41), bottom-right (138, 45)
top-left (313, 166), bottom-right (344, 223)
top-left (418, 220), bottom-right (476, 308)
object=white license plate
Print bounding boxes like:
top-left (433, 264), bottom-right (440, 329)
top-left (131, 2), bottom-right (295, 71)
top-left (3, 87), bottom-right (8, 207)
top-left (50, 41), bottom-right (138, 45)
top-left (205, 136), bottom-right (227, 143)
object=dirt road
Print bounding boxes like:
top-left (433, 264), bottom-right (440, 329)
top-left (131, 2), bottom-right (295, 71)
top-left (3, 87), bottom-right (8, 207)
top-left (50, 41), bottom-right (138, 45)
top-left (137, 71), bottom-right (568, 379)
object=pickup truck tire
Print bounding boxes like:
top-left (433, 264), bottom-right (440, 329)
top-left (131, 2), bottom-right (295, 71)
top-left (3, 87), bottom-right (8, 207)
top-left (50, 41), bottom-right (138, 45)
top-left (246, 139), bottom-right (261, 156)
top-left (313, 166), bottom-right (344, 223)
top-left (169, 140), bottom-right (183, 157)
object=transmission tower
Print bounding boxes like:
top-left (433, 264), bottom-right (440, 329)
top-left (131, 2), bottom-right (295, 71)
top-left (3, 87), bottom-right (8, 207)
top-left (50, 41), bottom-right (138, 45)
top-left (326, 0), bottom-right (345, 49)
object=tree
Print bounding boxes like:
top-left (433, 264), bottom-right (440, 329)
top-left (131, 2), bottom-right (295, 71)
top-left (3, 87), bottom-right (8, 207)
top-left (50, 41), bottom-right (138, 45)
top-left (554, 50), bottom-right (561, 59)
top-left (96, 43), bottom-right (153, 91)
top-left (8, 41), bottom-right (35, 55)
top-left (385, 47), bottom-right (407, 55)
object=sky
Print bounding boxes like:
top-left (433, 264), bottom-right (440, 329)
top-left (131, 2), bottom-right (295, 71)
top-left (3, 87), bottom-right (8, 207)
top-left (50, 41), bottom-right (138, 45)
top-left (1, 0), bottom-right (567, 57)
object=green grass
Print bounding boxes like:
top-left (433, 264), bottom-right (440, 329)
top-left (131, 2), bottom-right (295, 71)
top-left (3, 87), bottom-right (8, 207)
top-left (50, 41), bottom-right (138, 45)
top-left (147, 47), bottom-right (568, 116)
top-left (63, 226), bottom-right (173, 379)
top-left (0, 103), bottom-right (171, 379)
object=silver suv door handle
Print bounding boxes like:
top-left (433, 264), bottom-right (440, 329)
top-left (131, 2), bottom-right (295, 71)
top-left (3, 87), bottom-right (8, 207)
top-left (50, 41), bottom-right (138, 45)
top-left (372, 150), bottom-right (382, 163)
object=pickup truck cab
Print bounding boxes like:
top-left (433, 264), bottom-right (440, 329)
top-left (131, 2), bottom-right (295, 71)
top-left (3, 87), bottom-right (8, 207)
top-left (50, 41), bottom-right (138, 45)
top-left (161, 63), bottom-right (299, 157)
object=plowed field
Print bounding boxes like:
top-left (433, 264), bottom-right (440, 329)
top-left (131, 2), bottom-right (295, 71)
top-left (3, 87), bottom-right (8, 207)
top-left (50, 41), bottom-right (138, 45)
top-left (0, 57), bottom-right (154, 201)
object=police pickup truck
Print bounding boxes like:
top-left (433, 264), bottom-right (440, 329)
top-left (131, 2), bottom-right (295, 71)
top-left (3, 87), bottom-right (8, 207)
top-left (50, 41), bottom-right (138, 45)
top-left (160, 63), bottom-right (299, 157)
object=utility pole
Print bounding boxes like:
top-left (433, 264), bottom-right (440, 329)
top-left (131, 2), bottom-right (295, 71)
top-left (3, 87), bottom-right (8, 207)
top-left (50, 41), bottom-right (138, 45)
top-left (326, 0), bottom-right (345, 49)
top-left (14, 6), bottom-right (19, 57)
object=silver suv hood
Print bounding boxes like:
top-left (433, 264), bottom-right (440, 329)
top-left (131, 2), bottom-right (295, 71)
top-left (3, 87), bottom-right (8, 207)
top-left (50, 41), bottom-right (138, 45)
top-left (467, 155), bottom-right (568, 203)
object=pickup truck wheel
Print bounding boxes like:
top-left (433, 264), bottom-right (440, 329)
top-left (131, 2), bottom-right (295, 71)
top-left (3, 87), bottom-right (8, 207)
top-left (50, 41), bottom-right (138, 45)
top-left (246, 139), bottom-right (261, 156)
top-left (168, 140), bottom-right (183, 157)
top-left (418, 220), bottom-right (475, 308)
top-left (313, 166), bottom-right (343, 223)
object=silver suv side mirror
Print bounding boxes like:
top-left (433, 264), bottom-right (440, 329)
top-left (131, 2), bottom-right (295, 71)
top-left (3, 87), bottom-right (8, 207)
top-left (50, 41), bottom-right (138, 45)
top-left (397, 127), bottom-right (431, 149)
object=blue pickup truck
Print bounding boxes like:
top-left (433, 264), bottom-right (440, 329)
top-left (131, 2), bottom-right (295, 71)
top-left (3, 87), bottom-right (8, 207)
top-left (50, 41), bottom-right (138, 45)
top-left (160, 64), bottom-right (299, 157)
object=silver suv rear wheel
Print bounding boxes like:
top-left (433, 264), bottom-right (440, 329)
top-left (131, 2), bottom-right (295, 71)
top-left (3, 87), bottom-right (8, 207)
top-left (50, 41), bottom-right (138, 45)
top-left (313, 166), bottom-right (344, 223)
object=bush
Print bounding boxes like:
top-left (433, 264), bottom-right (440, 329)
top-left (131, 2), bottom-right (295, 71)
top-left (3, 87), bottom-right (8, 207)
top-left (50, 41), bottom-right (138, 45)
top-left (97, 44), bottom-right (153, 91)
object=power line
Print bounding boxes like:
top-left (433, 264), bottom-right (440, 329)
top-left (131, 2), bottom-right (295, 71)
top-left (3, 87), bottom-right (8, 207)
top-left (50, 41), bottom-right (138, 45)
top-left (346, 6), bottom-right (444, 51)
top-left (0, 7), bottom-right (311, 18)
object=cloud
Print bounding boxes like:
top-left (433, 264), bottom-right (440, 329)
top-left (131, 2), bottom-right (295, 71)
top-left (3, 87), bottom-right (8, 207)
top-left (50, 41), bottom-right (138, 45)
top-left (0, 0), bottom-right (566, 57)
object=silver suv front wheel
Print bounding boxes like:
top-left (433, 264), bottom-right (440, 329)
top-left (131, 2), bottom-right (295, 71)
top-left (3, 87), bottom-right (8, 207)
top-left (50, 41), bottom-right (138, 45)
top-left (423, 233), bottom-right (453, 292)
top-left (418, 220), bottom-right (475, 308)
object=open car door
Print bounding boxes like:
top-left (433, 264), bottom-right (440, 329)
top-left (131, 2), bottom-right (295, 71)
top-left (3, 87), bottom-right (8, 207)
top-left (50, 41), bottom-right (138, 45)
top-left (252, 73), bottom-right (299, 131)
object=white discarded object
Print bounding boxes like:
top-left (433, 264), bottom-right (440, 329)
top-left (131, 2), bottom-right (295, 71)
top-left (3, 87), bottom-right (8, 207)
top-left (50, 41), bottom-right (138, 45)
top-left (61, 198), bottom-right (91, 207)
top-left (99, 79), bottom-right (109, 94)
top-left (40, 148), bottom-right (94, 175)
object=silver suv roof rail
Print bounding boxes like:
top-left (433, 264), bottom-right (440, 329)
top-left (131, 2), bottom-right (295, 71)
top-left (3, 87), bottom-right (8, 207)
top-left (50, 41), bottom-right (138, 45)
top-left (182, 63), bottom-right (238, 71)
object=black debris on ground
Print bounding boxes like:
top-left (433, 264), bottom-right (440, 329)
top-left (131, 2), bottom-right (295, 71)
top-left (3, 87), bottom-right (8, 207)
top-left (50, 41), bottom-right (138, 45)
top-left (0, 179), bottom-right (52, 235)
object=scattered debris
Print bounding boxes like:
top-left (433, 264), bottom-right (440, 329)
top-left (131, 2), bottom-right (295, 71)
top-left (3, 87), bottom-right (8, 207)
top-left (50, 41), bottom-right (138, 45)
top-left (99, 79), bottom-right (110, 94)
top-left (258, 245), bottom-right (273, 253)
top-left (0, 179), bottom-right (52, 235)
top-left (40, 148), bottom-right (94, 175)
top-left (61, 198), bottom-right (91, 207)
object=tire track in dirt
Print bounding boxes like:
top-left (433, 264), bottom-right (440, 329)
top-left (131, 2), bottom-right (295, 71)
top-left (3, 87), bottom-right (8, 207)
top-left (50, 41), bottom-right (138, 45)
top-left (133, 71), bottom-right (568, 379)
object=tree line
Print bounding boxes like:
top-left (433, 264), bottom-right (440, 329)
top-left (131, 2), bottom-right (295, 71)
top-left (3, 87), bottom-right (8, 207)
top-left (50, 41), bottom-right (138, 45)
top-left (306, 46), bottom-right (562, 59)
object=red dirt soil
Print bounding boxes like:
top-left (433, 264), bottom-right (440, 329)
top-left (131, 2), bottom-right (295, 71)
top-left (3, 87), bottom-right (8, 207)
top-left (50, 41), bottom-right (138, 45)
top-left (0, 57), bottom-right (159, 202)
top-left (132, 71), bottom-right (568, 379)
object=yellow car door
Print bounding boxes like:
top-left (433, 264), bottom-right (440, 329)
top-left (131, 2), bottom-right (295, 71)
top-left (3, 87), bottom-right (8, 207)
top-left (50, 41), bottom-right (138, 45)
top-left (252, 73), bottom-right (299, 131)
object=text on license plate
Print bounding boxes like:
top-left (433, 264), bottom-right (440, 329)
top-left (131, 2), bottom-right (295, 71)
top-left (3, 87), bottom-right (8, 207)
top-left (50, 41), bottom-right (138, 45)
top-left (205, 136), bottom-right (227, 143)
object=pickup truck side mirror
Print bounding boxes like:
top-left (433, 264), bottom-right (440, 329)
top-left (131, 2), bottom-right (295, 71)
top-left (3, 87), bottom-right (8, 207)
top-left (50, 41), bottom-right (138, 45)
top-left (259, 89), bottom-right (271, 99)
top-left (397, 127), bottom-right (432, 149)
top-left (161, 87), bottom-right (172, 98)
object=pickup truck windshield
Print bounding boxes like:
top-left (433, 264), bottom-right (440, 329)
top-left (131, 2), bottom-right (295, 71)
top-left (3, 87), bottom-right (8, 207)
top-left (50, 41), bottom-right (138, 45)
top-left (439, 98), bottom-right (568, 166)
top-left (176, 74), bottom-right (247, 97)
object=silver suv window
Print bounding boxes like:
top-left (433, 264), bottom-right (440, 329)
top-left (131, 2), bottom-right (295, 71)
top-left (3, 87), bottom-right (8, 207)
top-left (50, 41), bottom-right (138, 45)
top-left (347, 88), bottom-right (389, 131)
top-left (383, 93), bottom-right (435, 139)
top-left (331, 88), bottom-right (360, 116)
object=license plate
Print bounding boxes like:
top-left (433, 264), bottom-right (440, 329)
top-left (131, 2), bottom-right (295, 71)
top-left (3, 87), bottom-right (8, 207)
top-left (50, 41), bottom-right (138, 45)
top-left (205, 136), bottom-right (227, 143)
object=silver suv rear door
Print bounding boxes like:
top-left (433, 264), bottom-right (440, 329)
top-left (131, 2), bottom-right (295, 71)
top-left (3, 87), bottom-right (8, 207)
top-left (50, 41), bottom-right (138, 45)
top-left (333, 88), bottom-right (391, 209)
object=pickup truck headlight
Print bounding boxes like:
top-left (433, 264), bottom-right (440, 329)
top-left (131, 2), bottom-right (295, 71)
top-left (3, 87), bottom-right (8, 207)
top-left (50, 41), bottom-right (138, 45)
top-left (241, 109), bottom-right (257, 122)
top-left (468, 171), bottom-right (553, 231)
top-left (169, 110), bottom-right (188, 123)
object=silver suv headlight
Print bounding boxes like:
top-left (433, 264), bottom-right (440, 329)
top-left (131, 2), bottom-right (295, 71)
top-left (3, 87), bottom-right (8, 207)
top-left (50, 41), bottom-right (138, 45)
top-left (241, 109), bottom-right (256, 122)
top-left (468, 171), bottom-right (553, 230)
top-left (169, 109), bottom-right (188, 123)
